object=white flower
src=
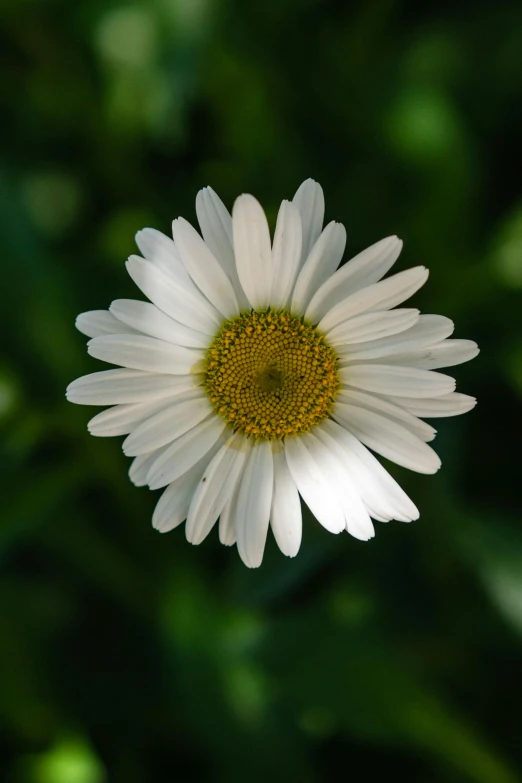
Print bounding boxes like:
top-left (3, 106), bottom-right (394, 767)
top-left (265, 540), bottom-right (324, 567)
top-left (67, 179), bottom-right (479, 567)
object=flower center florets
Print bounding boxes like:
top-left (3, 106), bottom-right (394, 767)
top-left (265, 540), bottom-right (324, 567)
top-left (203, 308), bottom-right (340, 441)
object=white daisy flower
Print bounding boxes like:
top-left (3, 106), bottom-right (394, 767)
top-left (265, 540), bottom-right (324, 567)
top-left (67, 179), bottom-right (479, 567)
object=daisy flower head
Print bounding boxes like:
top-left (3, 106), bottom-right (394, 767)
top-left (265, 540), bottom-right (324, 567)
top-left (67, 179), bottom-right (479, 567)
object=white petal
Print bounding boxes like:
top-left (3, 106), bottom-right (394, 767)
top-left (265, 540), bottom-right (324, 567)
top-left (87, 334), bottom-right (201, 375)
top-left (126, 256), bottom-right (220, 335)
top-left (303, 432), bottom-right (374, 541)
top-left (378, 339), bottom-right (480, 370)
top-left (172, 217), bottom-right (239, 318)
top-left (284, 436), bottom-right (345, 534)
top-left (235, 441), bottom-right (274, 568)
top-left (152, 451), bottom-right (216, 533)
top-left (219, 499), bottom-right (237, 547)
top-left (195, 187), bottom-right (233, 266)
top-left (292, 179), bottom-right (325, 265)
top-left (336, 314), bottom-right (454, 362)
top-left (337, 388), bottom-right (436, 442)
top-left (66, 369), bottom-right (200, 406)
top-left (147, 415), bottom-right (227, 489)
top-left (195, 186), bottom-right (250, 310)
top-left (152, 475), bottom-right (198, 533)
top-left (270, 200), bottom-right (303, 309)
top-left (110, 299), bottom-right (210, 348)
top-left (318, 266), bottom-right (429, 334)
top-left (270, 445), bottom-right (302, 557)
top-left (389, 392), bottom-right (477, 418)
top-left (340, 364), bottom-right (456, 398)
top-left (317, 419), bottom-right (419, 522)
top-left (76, 310), bottom-right (137, 338)
top-left (185, 433), bottom-right (249, 545)
top-left (232, 194), bottom-right (273, 308)
top-left (326, 309), bottom-right (420, 347)
top-left (122, 390), bottom-right (211, 456)
top-left (87, 397), bottom-right (171, 437)
top-left (135, 228), bottom-right (189, 283)
top-left (332, 403), bottom-right (441, 474)
top-left (306, 236), bottom-right (403, 324)
top-left (129, 446), bottom-right (168, 487)
top-left (218, 462), bottom-right (247, 547)
top-left (291, 221), bottom-right (346, 314)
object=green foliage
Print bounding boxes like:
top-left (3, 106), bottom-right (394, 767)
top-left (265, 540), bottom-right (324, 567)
top-left (1, 0), bottom-right (521, 780)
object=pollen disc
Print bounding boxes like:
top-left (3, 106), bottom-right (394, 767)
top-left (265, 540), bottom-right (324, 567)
top-left (203, 308), bottom-right (340, 441)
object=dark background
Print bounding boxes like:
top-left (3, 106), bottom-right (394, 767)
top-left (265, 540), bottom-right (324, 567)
top-left (1, 0), bottom-right (522, 781)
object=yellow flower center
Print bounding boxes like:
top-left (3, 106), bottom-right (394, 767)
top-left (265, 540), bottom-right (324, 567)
top-left (203, 309), bottom-right (340, 441)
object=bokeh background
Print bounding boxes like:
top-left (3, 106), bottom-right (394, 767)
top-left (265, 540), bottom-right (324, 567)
top-left (1, 0), bottom-right (522, 781)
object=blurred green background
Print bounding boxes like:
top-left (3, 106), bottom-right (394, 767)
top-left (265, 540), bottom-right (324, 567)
top-left (1, 0), bottom-right (522, 781)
